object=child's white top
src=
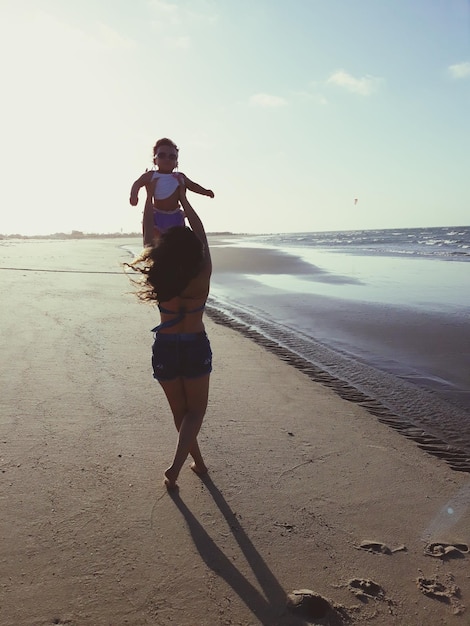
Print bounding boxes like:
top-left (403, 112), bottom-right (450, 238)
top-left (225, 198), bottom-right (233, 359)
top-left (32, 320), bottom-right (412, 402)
top-left (151, 172), bottom-right (183, 200)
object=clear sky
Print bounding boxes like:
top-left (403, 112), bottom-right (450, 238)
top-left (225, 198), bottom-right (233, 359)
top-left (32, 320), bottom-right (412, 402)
top-left (0, 0), bottom-right (469, 235)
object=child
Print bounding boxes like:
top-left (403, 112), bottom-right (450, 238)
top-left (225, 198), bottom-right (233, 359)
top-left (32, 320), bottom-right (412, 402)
top-left (130, 137), bottom-right (214, 247)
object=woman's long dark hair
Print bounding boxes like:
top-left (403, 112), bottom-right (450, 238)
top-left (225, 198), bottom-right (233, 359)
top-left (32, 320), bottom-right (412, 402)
top-left (127, 227), bottom-right (204, 303)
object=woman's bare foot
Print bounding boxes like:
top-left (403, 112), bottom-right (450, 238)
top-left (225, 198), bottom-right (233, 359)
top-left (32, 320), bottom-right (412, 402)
top-left (164, 468), bottom-right (179, 490)
top-left (190, 461), bottom-right (208, 476)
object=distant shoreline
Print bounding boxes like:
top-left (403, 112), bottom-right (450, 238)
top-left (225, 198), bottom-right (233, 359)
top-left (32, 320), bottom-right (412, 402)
top-left (0, 231), bottom-right (236, 240)
top-left (2, 224), bottom-right (468, 241)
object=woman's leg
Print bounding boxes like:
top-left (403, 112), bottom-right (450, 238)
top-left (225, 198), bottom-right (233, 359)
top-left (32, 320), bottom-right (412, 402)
top-left (159, 377), bottom-right (206, 469)
top-left (159, 375), bottom-right (210, 487)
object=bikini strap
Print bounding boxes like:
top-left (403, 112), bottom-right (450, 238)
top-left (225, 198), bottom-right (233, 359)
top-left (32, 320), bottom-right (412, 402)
top-left (151, 303), bottom-right (206, 333)
top-left (187, 303), bottom-right (206, 313)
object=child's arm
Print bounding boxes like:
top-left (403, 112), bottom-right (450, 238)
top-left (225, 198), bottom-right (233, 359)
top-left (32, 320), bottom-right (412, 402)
top-left (129, 171), bottom-right (153, 206)
top-left (181, 173), bottom-right (214, 199)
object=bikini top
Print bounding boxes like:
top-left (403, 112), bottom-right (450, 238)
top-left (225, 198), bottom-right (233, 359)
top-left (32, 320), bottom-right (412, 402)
top-left (151, 172), bottom-right (184, 200)
top-left (151, 302), bottom-right (206, 332)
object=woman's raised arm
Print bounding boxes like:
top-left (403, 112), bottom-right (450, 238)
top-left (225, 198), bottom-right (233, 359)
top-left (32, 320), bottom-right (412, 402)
top-left (178, 184), bottom-right (211, 269)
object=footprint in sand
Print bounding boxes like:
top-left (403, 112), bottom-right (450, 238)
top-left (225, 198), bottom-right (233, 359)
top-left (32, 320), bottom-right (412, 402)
top-left (423, 542), bottom-right (469, 559)
top-left (416, 574), bottom-right (464, 615)
top-left (348, 578), bottom-right (385, 601)
top-left (355, 540), bottom-right (407, 555)
top-left (287, 589), bottom-right (349, 624)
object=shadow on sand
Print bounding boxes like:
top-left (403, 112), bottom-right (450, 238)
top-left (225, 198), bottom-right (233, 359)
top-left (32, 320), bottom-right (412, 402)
top-left (167, 474), bottom-right (336, 625)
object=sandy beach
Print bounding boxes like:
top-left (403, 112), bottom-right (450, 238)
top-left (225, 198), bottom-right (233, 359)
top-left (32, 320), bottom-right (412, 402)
top-left (1, 237), bottom-right (469, 626)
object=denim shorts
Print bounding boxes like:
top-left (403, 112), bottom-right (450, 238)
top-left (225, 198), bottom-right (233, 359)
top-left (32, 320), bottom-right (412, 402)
top-left (152, 331), bottom-right (212, 381)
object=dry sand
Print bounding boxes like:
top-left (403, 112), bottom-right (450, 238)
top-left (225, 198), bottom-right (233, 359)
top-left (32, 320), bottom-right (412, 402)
top-left (0, 238), bottom-right (469, 626)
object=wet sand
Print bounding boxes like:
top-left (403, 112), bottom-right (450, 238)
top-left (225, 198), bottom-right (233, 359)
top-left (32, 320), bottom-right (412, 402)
top-left (209, 239), bottom-right (470, 457)
top-left (0, 237), bottom-right (469, 625)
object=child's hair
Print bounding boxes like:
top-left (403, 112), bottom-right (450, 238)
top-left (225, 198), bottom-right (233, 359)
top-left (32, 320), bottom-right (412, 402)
top-left (126, 227), bottom-right (204, 303)
top-left (153, 137), bottom-right (179, 158)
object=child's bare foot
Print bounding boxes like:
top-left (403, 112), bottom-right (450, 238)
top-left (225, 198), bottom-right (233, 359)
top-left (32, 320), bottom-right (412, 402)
top-left (164, 468), bottom-right (178, 490)
top-left (190, 461), bottom-right (208, 476)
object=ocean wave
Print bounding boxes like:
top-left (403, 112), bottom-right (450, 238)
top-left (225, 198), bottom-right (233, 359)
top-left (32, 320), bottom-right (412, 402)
top-left (248, 226), bottom-right (470, 261)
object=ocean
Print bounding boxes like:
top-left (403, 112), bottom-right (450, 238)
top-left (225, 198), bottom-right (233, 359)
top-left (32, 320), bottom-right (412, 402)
top-left (207, 226), bottom-right (470, 459)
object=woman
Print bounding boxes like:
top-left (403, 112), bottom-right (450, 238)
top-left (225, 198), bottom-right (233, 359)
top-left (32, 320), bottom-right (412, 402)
top-left (129, 183), bottom-right (212, 489)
